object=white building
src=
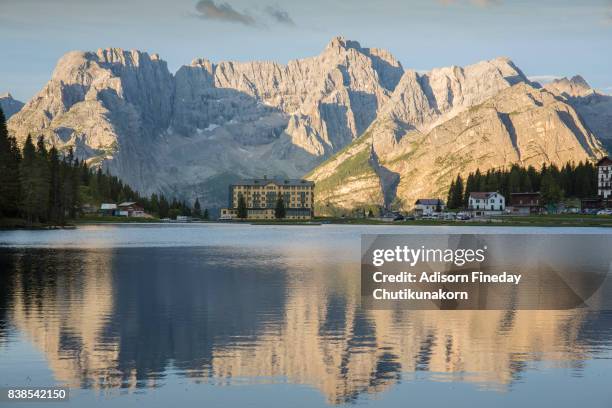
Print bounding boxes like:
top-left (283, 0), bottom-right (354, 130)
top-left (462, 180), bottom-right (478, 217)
top-left (414, 199), bottom-right (445, 215)
top-left (468, 192), bottom-right (505, 216)
top-left (598, 157), bottom-right (612, 199)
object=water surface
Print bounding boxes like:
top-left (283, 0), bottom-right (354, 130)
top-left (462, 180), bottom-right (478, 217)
top-left (1, 224), bottom-right (611, 407)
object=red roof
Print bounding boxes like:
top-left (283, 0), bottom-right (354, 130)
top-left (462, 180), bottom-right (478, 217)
top-left (469, 192), bottom-right (498, 199)
top-left (415, 198), bottom-right (444, 205)
top-left (597, 157), bottom-right (612, 166)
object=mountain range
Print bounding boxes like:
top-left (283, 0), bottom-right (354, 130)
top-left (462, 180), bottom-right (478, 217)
top-left (6, 37), bottom-right (611, 211)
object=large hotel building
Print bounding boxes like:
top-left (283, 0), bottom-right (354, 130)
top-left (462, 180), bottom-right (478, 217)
top-left (220, 177), bottom-right (315, 220)
top-left (598, 157), bottom-right (612, 200)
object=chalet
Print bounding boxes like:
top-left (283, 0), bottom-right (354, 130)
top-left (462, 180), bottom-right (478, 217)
top-left (468, 192), bottom-right (505, 216)
top-left (509, 192), bottom-right (542, 215)
top-left (414, 199), bottom-right (445, 215)
top-left (117, 202), bottom-right (146, 217)
top-left (597, 157), bottom-right (612, 200)
top-left (99, 203), bottom-right (117, 216)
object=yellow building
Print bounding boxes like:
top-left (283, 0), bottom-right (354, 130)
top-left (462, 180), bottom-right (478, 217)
top-left (220, 177), bottom-right (314, 220)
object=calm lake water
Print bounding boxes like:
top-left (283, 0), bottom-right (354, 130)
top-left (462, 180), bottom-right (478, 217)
top-left (1, 224), bottom-right (612, 407)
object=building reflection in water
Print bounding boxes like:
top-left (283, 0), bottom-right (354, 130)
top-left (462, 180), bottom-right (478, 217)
top-left (1, 246), bottom-right (611, 405)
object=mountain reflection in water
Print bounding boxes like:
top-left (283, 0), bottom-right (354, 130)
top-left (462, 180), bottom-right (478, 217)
top-left (1, 240), bottom-right (612, 405)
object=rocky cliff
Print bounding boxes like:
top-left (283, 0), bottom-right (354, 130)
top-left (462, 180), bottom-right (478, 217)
top-left (0, 93), bottom-right (24, 119)
top-left (7, 38), bottom-right (609, 209)
top-left (544, 76), bottom-right (612, 152)
top-left (8, 37), bottom-right (403, 207)
top-left (309, 82), bottom-right (606, 214)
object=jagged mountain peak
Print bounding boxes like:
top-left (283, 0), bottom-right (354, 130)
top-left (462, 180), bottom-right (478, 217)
top-left (7, 39), bottom-right (609, 210)
top-left (94, 47), bottom-right (161, 62)
top-left (325, 36), bottom-right (363, 51)
top-left (545, 75), bottom-right (594, 98)
top-left (0, 92), bottom-right (24, 119)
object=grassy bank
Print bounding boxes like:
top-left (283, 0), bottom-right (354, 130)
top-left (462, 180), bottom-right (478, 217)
top-left (0, 217), bottom-right (76, 230)
top-left (314, 214), bottom-right (612, 227)
top-left (74, 215), bottom-right (162, 224)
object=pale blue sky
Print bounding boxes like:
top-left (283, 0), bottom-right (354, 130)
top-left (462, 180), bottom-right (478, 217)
top-left (1, 0), bottom-right (611, 101)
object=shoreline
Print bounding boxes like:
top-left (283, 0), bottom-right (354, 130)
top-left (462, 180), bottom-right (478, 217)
top-left (3, 214), bottom-right (612, 230)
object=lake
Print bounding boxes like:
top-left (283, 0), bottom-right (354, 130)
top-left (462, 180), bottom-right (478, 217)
top-left (1, 224), bottom-right (612, 407)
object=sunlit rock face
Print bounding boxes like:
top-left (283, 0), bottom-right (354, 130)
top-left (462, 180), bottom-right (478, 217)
top-left (309, 82), bottom-right (605, 214)
top-left (7, 38), bottom-right (608, 209)
top-left (544, 76), bottom-right (612, 153)
top-left (2, 247), bottom-right (608, 403)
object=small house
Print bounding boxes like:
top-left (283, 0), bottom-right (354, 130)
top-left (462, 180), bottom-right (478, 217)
top-left (414, 199), bottom-right (445, 215)
top-left (117, 202), bottom-right (145, 217)
top-left (99, 203), bottom-right (117, 216)
top-left (509, 192), bottom-right (542, 215)
top-left (468, 192), bottom-right (505, 216)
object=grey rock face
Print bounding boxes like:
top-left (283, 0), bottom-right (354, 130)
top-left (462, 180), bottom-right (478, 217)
top-left (7, 38), bottom-right (609, 210)
top-left (0, 93), bottom-right (24, 119)
top-left (8, 37), bottom-right (404, 207)
top-left (544, 76), bottom-right (612, 152)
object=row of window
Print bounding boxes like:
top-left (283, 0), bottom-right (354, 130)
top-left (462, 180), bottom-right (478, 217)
top-left (471, 198), bottom-right (504, 204)
top-left (234, 186), bottom-right (313, 191)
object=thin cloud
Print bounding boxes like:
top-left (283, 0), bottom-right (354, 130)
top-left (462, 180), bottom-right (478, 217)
top-left (528, 75), bottom-right (563, 84)
top-left (264, 4), bottom-right (295, 26)
top-left (194, 0), bottom-right (256, 26)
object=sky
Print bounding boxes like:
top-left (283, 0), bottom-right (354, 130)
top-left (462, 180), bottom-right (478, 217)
top-left (1, 0), bottom-right (611, 101)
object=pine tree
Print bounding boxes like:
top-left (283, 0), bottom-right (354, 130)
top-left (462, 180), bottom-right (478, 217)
top-left (527, 166), bottom-right (540, 191)
top-left (61, 156), bottom-right (74, 221)
top-left (275, 197), bottom-right (286, 219)
top-left (20, 135), bottom-right (38, 223)
top-left (34, 136), bottom-right (51, 222)
top-left (541, 173), bottom-right (563, 207)
top-left (237, 193), bottom-right (248, 219)
top-left (464, 173), bottom-right (476, 208)
top-left (69, 149), bottom-right (80, 218)
top-left (508, 166), bottom-right (521, 195)
top-left (447, 180), bottom-right (456, 209)
top-left (150, 193), bottom-right (160, 216)
top-left (452, 175), bottom-right (464, 209)
top-left (203, 208), bottom-right (209, 220)
top-left (0, 108), bottom-right (21, 218)
top-left (181, 200), bottom-right (192, 216)
top-left (48, 147), bottom-right (63, 223)
top-left (159, 194), bottom-right (170, 218)
top-left (193, 198), bottom-right (202, 217)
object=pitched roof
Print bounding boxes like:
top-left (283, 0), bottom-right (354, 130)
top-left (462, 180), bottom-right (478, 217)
top-left (597, 157), bottom-right (612, 166)
top-left (118, 201), bottom-right (138, 207)
top-left (234, 178), bottom-right (314, 187)
top-left (415, 198), bottom-right (444, 205)
top-left (469, 192), bottom-right (499, 199)
top-left (100, 203), bottom-right (117, 210)
top-left (510, 192), bottom-right (540, 196)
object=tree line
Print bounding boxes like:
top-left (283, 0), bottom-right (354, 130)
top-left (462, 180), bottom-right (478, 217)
top-left (0, 108), bottom-right (208, 224)
top-left (446, 161), bottom-right (598, 209)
